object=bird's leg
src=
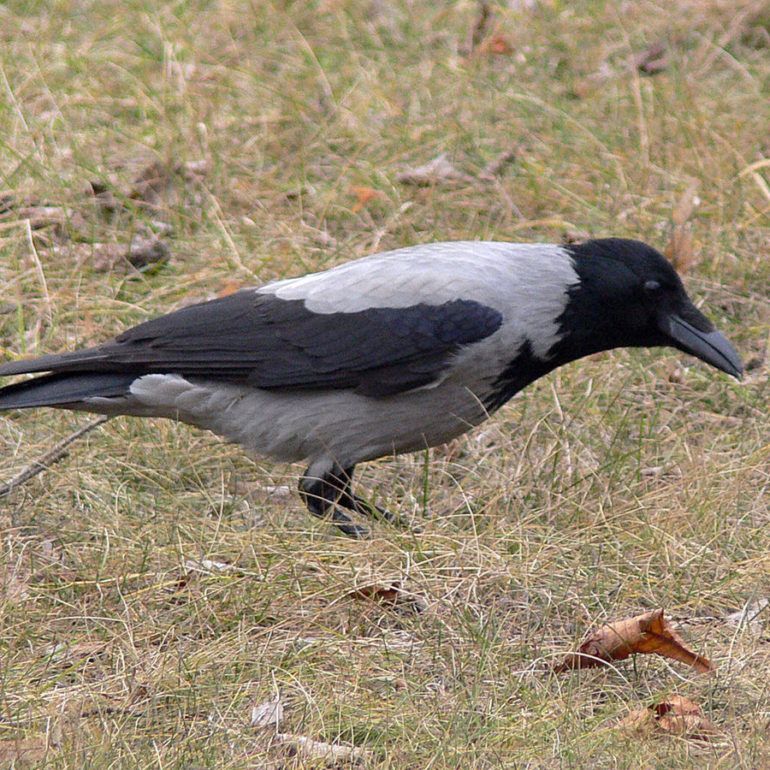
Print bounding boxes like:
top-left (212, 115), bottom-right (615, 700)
top-left (335, 465), bottom-right (417, 531)
top-left (298, 464), bottom-right (369, 539)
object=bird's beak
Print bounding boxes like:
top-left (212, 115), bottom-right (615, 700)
top-left (660, 307), bottom-right (743, 379)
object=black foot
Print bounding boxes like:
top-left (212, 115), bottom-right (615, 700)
top-left (298, 465), bottom-right (369, 538)
top-left (336, 466), bottom-right (420, 532)
top-left (299, 462), bottom-right (418, 538)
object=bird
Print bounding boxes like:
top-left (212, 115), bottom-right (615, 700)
top-left (0, 238), bottom-right (742, 537)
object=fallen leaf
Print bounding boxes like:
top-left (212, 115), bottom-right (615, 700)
top-left (618, 694), bottom-right (718, 741)
top-left (348, 581), bottom-right (403, 605)
top-left (130, 160), bottom-right (174, 206)
top-left (479, 32), bottom-right (514, 56)
top-left (275, 733), bottom-right (370, 765)
top-left (251, 697), bottom-right (284, 729)
top-left (350, 186), bottom-right (384, 213)
top-left (396, 153), bottom-right (474, 187)
top-left (554, 608), bottom-right (714, 673)
top-left (667, 365), bottom-right (685, 384)
top-left (634, 42), bottom-right (668, 75)
top-left (347, 579), bottom-right (426, 613)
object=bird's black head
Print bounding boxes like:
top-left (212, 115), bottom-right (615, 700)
top-left (558, 238), bottom-right (742, 378)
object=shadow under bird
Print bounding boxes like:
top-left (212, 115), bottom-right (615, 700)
top-left (0, 238), bottom-right (742, 537)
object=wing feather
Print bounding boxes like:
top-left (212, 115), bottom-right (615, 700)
top-left (0, 291), bottom-right (502, 397)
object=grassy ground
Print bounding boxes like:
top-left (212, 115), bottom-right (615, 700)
top-left (0, 0), bottom-right (768, 767)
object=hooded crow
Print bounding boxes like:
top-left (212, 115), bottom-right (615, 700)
top-left (0, 238), bottom-right (742, 537)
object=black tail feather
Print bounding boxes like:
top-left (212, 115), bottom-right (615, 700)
top-left (0, 372), bottom-right (136, 410)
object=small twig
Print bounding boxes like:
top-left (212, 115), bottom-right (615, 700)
top-left (0, 415), bottom-right (110, 498)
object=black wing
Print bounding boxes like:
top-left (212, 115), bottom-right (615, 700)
top-left (0, 291), bottom-right (502, 397)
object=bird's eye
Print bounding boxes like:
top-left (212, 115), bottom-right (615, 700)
top-left (644, 280), bottom-right (661, 292)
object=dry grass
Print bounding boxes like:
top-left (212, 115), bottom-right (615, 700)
top-left (0, 0), bottom-right (768, 767)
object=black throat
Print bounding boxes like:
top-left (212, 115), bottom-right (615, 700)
top-left (482, 241), bottom-right (670, 413)
top-left (482, 340), bottom-right (559, 412)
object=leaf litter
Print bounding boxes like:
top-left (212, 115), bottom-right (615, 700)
top-left (554, 608), bottom-right (714, 673)
top-left (0, 156), bottom-right (207, 277)
top-left (618, 694), bottom-right (718, 741)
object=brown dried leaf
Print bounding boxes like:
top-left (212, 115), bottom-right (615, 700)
top-left (396, 153), bottom-right (474, 187)
top-left (350, 186), bottom-right (384, 213)
top-left (347, 580), bottom-right (425, 613)
top-left (348, 581), bottom-right (402, 605)
top-left (618, 695), bottom-right (718, 741)
top-left (479, 32), bottom-right (514, 56)
top-left (554, 608), bottom-right (714, 673)
top-left (276, 733), bottom-right (370, 766)
top-left (634, 42), bottom-right (669, 75)
top-left (130, 160), bottom-right (174, 206)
